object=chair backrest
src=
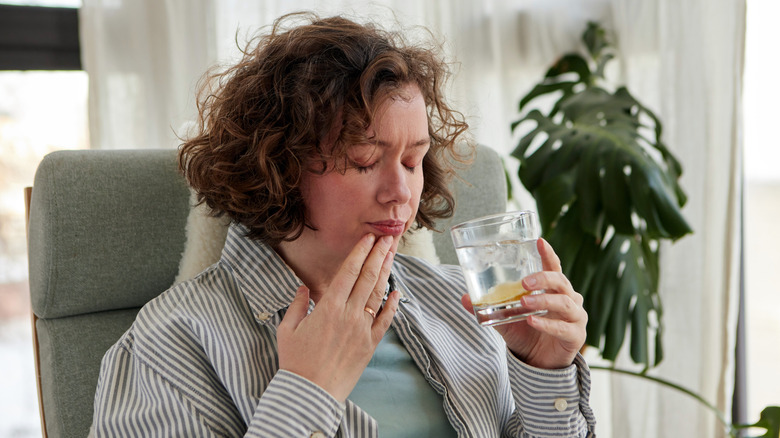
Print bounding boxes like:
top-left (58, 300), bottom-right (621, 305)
top-left (26, 145), bottom-right (506, 438)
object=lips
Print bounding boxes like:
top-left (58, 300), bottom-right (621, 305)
top-left (368, 220), bottom-right (407, 236)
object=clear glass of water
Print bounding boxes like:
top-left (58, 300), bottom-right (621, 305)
top-left (450, 210), bottom-right (548, 326)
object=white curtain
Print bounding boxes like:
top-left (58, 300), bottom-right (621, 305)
top-left (79, 1), bottom-right (745, 436)
top-left (80, 0), bottom-right (217, 149)
top-left (602, 1), bottom-right (745, 437)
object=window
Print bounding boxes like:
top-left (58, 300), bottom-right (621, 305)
top-left (0, 2), bottom-right (84, 436)
top-left (744, 0), bottom-right (780, 425)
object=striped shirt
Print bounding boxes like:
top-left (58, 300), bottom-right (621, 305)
top-left (91, 224), bottom-right (597, 437)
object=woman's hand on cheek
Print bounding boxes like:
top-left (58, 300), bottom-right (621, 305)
top-left (461, 238), bottom-right (587, 370)
top-left (276, 234), bottom-right (400, 402)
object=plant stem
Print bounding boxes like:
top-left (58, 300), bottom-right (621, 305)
top-left (590, 365), bottom-right (735, 436)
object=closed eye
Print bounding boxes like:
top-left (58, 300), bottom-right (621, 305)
top-left (354, 162), bottom-right (376, 174)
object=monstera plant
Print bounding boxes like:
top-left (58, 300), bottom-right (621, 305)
top-left (509, 21), bottom-right (780, 437)
top-left (510, 22), bottom-right (692, 368)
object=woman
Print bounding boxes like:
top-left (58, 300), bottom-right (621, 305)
top-left (91, 13), bottom-right (596, 437)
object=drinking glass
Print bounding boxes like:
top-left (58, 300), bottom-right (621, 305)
top-left (450, 210), bottom-right (547, 326)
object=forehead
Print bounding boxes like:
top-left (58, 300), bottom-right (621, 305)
top-left (319, 83), bottom-right (429, 155)
top-left (350, 98), bottom-right (429, 150)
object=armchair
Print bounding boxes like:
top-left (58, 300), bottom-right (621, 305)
top-left (26, 145), bottom-right (506, 437)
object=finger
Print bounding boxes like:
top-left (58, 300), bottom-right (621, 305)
top-left (279, 286), bottom-right (310, 331)
top-left (362, 246), bottom-right (395, 316)
top-left (330, 234), bottom-right (377, 301)
top-left (371, 290), bottom-right (400, 342)
top-left (520, 292), bottom-right (585, 323)
top-left (522, 271), bottom-right (573, 297)
top-left (538, 238), bottom-right (563, 273)
top-left (460, 293), bottom-right (474, 315)
top-left (521, 271), bottom-right (583, 316)
top-left (526, 313), bottom-right (585, 347)
top-left (348, 235), bottom-right (393, 309)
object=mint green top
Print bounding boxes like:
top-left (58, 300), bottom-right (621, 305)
top-left (348, 327), bottom-right (458, 437)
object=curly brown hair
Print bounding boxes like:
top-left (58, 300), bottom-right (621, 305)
top-left (179, 12), bottom-right (470, 245)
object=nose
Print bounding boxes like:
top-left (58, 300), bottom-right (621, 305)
top-left (377, 163), bottom-right (412, 205)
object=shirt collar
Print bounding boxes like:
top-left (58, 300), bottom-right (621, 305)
top-left (220, 223), bottom-right (303, 318)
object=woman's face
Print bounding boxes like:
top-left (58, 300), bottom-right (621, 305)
top-left (298, 84), bottom-right (429, 263)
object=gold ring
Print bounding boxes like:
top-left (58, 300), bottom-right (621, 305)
top-left (364, 306), bottom-right (377, 318)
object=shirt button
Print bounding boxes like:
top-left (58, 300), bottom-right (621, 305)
top-left (554, 398), bottom-right (568, 412)
top-left (309, 432), bottom-right (326, 438)
top-left (256, 312), bottom-right (272, 321)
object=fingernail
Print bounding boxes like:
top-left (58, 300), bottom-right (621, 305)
top-left (522, 295), bottom-right (536, 306)
top-left (382, 235), bottom-right (393, 245)
top-left (524, 276), bottom-right (537, 288)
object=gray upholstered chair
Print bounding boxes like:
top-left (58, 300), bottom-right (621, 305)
top-left (26, 145), bottom-right (506, 438)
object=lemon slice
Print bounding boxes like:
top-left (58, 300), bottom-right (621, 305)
top-left (473, 280), bottom-right (530, 306)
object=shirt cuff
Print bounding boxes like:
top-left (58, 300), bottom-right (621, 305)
top-left (247, 369), bottom-right (345, 438)
top-left (506, 351), bottom-right (590, 437)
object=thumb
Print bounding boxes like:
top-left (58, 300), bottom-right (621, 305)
top-left (281, 285), bottom-right (310, 329)
top-left (460, 293), bottom-right (474, 315)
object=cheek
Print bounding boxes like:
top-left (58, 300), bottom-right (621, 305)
top-left (413, 170), bottom-right (425, 200)
top-left (305, 175), bottom-right (367, 222)
top-left (410, 173), bottom-right (425, 214)
top-left (301, 174), bottom-right (343, 223)
top-left (417, 173), bottom-right (426, 195)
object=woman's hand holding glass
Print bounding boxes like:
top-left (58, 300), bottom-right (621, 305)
top-left (462, 238), bottom-right (587, 370)
top-left (277, 234), bottom-right (400, 402)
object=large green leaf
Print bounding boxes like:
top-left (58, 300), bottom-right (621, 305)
top-left (517, 81), bottom-right (577, 114)
top-left (739, 406), bottom-right (780, 438)
top-left (571, 231), bottom-right (660, 364)
top-left (532, 170), bottom-right (576, 234)
top-left (600, 148), bottom-right (634, 234)
top-left (575, 141), bottom-right (606, 237)
top-left (583, 21), bottom-right (609, 61)
top-left (512, 93), bottom-right (691, 241)
top-left (543, 205), bottom-right (584, 275)
top-left (510, 22), bottom-right (692, 368)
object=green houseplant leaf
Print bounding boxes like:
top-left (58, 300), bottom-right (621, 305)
top-left (511, 22), bottom-right (692, 367)
top-left (739, 406), bottom-right (780, 438)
